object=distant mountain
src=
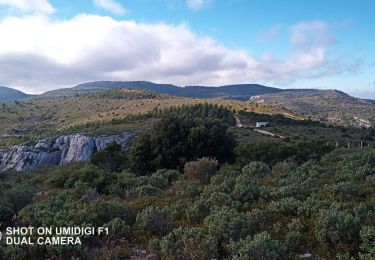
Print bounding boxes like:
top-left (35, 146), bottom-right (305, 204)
top-left (251, 89), bottom-right (375, 128)
top-left (40, 81), bottom-right (283, 100)
top-left (364, 99), bottom-right (375, 104)
top-left (2, 81), bottom-right (374, 128)
top-left (0, 86), bottom-right (33, 103)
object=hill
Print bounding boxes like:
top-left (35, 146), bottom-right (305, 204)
top-left (251, 89), bottom-right (375, 127)
top-left (0, 88), bottom-right (296, 148)
top-left (4, 81), bottom-right (375, 128)
top-left (40, 81), bottom-right (282, 100)
top-left (0, 86), bottom-right (33, 103)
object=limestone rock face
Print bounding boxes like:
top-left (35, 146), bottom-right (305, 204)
top-left (0, 132), bottom-right (134, 172)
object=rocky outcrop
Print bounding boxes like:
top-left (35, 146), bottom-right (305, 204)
top-left (0, 132), bottom-right (135, 172)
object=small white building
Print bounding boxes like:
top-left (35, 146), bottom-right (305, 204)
top-left (256, 122), bottom-right (270, 128)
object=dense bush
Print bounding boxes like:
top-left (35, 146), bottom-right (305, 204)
top-left (314, 204), bottom-right (361, 253)
top-left (150, 227), bottom-right (217, 259)
top-left (235, 140), bottom-right (334, 166)
top-left (3, 183), bottom-right (34, 213)
top-left (129, 104), bottom-right (236, 174)
top-left (360, 226), bottom-right (375, 257)
top-left (183, 157), bottom-right (218, 184)
top-left (136, 206), bottom-right (173, 236)
top-left (91, 142), bottom-right (127, 172)
top-left (227, 231), bottom-right (286, 260)
top-left (204, 207), bottom-right (253, 241)
top-left (0, 200), bottom-right (14, 225)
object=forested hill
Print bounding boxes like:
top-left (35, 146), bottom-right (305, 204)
top-left (40, 81), bottom-right (282, 100)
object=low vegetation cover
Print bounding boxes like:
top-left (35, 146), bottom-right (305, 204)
top-left (251, 89), bottom-right (375, 128)
top-left (0, 104), bottom-right (375, 259)
top-left (0, 88), bottom-right (294, 148)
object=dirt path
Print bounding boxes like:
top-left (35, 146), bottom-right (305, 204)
top-left (234, 115), bottom-right (243, 128)
top-left (253, 128), bottom-right (285, 139)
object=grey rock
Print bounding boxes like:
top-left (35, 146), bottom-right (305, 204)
top-left (0, 132), bottom-right (135, 172)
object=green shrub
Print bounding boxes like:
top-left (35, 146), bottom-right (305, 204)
top-left (0, 200), bottom-right (14, 225)
top-left (104, 217), bottom-right (130, 238)
top-left (241, 162), bottom-right (271, 179)
top-left (315, 204), bottom-right (360, 252)
top-left (227, 231), bottom-right (285, 260)
top-left (204, 207), bottom-right (253, 241)
top-left (133, 184), bottom-right (161, 197)
top-left (184, 157), bottom-right (218, 184)
top-left (4, 184), bottom-right (34, 213)
top-left (360, 226), bottom-right (375, 256)
top-left (136, 206), bottom-right (173, 236)
top-left (268, 197), bottom-right (302, 216)
top-left (150, 227), bottom-right (217, 260)
top-left (187, 191), bottom-right (240, 221)
top-left (91, 142), bottom-right (127, 172)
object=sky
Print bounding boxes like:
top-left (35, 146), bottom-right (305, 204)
top-left (0, 0), bottom-right (374, 98)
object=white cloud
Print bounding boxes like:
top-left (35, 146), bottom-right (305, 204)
top-left (94, 0), bottom-right (127, 15)
top-left (0, 15), bottom-right (356, 93)
top-left (289, 21), bottom-right (336, 49)
top-left (186, 0), bottom-right (212, 11)
top-left (0, 0), bottom-right (55, 14)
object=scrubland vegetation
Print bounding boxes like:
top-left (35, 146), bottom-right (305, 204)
top-left (0, 88), bottom-right (295, 148)
top-left (1, 103), bottom-right (375, 259)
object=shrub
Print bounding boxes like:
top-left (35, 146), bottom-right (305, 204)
top-left (204, 207), bottom-right (253, 242)
top-left (360, 226), bottom-right (375, 255)
top-left (268, 197), bottom-right (302, 216)
top-left (187, 192), bottom-right (240, 221)
top-left (136, 206), bottom-right (173, 236)
top-left (4, 184), bottom-right (34, 213)
top-left (175, 180), bottom-right (201, 198)
top-left (150, 227), bottom-right (217, 260)
top-left (232, 174), bottom-right (260, 203)
top-left (241, 162), bottom-right (271, 179)
top-left (150, 169), bottom-right (180, 188)
top-left (315, 204), bottom-right (360, 252)
top-left (104, 217), bottom-right (130, 238)
top-left (91, 142), bottom-right (126, 172)
top-left (133, 184), bottom-right (161, 197)
top-left (0, 200), bottom-right (14, 225)
top-left (227, 231), bottom-right (285, 260)
top-left (184, 157), bottom-right (218, 184)
top-left (285, 219), bottom-right (304, 253)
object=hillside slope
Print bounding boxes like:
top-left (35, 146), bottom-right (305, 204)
top-left (41, 81), bottom-right (282, 100)
top-left (0, 86), bottom-right (32, 103)
top-left (251, 89), bottom-right (375, 127)
top-left (0, 88), bottom-right (297, 148)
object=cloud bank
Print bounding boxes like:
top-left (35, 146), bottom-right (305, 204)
top-left (0, 0), bottom-right (55, 14)
top-left (0, 14), bottom-right (357, 93)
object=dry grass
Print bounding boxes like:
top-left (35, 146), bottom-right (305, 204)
top-left (0, 89), bottom-right (301, 147)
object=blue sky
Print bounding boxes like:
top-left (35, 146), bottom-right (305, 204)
top-left (0, 0), bottom-right (374, 98)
